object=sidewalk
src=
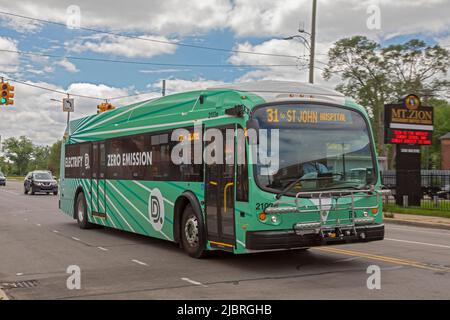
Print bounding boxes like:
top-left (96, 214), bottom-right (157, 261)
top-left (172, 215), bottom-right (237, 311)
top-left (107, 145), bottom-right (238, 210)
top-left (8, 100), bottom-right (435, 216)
top-left (384, 213), bottom-right (450, 230)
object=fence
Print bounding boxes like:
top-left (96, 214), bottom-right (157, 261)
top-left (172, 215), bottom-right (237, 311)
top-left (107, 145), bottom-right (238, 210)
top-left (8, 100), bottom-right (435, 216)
top-left (381, 170), bottom-right (450, 212)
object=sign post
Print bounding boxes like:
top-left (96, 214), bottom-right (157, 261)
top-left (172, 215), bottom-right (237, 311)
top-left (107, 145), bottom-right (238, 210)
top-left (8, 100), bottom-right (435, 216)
top-left (384, 94), bottom-right (433, 206)
top-left (63, 96), bottom-right (74, 136)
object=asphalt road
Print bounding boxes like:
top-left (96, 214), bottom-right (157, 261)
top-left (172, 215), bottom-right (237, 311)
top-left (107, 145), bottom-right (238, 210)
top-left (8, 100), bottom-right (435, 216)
top-left (0, 180), bottom-right (449, 300)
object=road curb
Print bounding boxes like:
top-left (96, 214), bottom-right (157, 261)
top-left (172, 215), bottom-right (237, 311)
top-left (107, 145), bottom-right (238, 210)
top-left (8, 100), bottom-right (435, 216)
top-left (384, 218), bottom-right (450, 231)
top-left (0, 288), bottom-right (9, 300)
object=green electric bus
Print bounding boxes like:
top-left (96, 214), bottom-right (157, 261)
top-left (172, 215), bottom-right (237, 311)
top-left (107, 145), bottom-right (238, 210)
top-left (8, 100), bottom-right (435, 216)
top-left (59, 80), bottom-right (384, 258)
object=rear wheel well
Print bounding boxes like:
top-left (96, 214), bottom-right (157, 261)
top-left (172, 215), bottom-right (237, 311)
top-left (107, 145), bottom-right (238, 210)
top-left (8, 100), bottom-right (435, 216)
top-left (73, 186), bottom-right (84, 219)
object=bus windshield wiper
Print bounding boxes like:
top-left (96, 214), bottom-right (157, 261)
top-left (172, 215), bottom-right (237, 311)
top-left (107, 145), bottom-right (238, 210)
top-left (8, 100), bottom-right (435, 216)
top-left (275, 176), bottom-right (326, 199)
top-left (275, 173), bottom-right (345, 199)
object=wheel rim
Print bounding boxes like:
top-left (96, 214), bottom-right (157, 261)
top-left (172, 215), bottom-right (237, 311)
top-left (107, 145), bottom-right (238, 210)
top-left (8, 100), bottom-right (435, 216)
top-left (77, 197), bottom-right (84, 223)
top-left (184, 216), bottom-right (199, 247)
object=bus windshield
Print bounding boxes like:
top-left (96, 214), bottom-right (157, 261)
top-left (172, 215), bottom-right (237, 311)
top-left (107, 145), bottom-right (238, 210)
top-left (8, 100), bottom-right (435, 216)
top-left (252, 104), bottom-right (377, 194)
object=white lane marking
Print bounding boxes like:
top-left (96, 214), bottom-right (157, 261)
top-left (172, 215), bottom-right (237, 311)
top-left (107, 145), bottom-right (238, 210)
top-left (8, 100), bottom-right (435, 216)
top-left (381, 266), bottom-right (404, 271)
top-left (334, 257), bottom-right (360, 263)
top-left (0, 189), bottom-right (21, 196)
top-left (16, 273), bottom-right (23, 276)
top-left (181, 277), bottom-right (208, 288)
top-left (52, 230), bottom-right (59, 233)
top-left (388, 226), bottom-right (450, 237)
top-left (35, 223), bottom-right (41, 227)
top-left (131, 259), bottom-right (148, 266)
top-left (71, 237), bottom-right (81, 241)
top-left (385, 238), bottom-right (450, 249)
top-left (97, 247), bottom-right (109, 251)
top-left (23, 218), bottom-right (28, 221)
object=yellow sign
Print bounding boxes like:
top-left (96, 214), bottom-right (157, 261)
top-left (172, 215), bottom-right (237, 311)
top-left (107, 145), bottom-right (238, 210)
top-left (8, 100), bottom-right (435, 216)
top-left (404, 94), bottom-right (420, 110)
top-left (265, 107), bottom-right (349, 124)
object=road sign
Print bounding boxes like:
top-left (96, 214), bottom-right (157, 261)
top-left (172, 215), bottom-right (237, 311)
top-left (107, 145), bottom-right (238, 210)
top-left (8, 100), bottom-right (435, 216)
top-left (63, 98), bottom-right (74, 112)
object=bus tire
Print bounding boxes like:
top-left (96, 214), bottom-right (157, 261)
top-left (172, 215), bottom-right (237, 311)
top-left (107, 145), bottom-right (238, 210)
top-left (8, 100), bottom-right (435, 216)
top-left (75, 192), bottom-right (93, 229)
top-left (181, 204), bottom-right (206, 258)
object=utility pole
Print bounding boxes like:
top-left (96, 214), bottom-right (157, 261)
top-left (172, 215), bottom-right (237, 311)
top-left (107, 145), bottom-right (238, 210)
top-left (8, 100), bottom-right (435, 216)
top-left (162, 79), bottom-right (166, 96)
top-left (309, 0), bottom-right (317, 84)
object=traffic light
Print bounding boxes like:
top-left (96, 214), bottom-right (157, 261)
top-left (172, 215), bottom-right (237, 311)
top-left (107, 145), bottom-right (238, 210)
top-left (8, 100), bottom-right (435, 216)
top-left (0, 83), bottom-right (14, 105)
top-left (97, 102), bottom-right (115, 113)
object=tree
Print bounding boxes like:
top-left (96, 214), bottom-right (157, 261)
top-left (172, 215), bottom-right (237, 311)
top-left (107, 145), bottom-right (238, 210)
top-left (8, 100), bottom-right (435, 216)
top-left (47, 140), bottom-right (62, 176)
top-left (425, 98), bottom-right (450, 168)
top-left (29, 145), bottom-right (50, 172)
top-left (3, 136), bottom-right (34, 175)
top-left (323, 36), bottom-right (450, 158)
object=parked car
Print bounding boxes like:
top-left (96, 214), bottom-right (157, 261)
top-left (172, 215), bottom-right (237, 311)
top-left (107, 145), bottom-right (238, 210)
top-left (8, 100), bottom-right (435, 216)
top-left (437, 185), bottom-right (450, 200)
top-left (0, 171), bottom-right (6, 186)
top-left (24, 170), bottom-right (58, 195)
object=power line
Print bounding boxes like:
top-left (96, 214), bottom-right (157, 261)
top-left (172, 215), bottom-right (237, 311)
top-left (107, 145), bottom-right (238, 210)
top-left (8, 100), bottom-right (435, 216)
top-left (0, 49), bottom-right (301, 68)
top-left (3, 77), bottom-right (105, 100)
top-left (0, 11), bottom-right (302, 59)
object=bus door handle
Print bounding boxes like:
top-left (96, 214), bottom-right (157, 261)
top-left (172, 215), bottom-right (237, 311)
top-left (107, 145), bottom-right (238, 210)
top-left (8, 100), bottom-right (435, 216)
top-left (223, 182), bottom-right (234, 214)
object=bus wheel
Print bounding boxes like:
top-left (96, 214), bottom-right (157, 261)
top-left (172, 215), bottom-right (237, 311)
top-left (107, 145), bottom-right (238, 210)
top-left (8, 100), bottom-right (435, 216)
top-left (181, 204), bottom-right (206, 258)
top-left (76, 192), bottom-right (93, 229)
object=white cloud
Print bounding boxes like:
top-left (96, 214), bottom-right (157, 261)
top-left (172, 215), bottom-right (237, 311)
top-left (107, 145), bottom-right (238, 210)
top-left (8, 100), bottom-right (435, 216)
top-left (55, 59), bottom-right (79, 73)
top-left (0, 37), bottom-right (20, 73)
top-left (0, 80), bottom-right (156, 145)
top-left (0, 0), bottom-right (232, 36)
top-left (228, 38), bottom-right (329, 84)
top-left (149, 78), bottom-right (227, 94)
top-left (67, 34), bottom-right (177, 58)
top-left (139, 68), bottom-right (191, 74)
top-left (0, 15), bottom-right (43, 33)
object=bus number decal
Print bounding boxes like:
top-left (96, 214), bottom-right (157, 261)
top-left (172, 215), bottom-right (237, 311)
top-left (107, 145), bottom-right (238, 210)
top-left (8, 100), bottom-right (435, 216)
top-left (208, 111), bottom-right (219, 118)
top-left (255, 203), bottom-right (273, 211)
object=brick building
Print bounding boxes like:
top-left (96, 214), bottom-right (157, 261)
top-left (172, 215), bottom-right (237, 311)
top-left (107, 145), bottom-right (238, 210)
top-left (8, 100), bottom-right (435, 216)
top-left (440, 132), bottom-right (450, 169)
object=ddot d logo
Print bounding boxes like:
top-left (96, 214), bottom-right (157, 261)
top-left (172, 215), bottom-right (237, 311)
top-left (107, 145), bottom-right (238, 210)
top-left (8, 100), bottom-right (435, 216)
top-left (148, 188), bottom-right (164, 231)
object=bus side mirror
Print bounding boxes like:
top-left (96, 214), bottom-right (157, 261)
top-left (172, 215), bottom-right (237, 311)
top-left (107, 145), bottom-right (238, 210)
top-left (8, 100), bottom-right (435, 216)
top-left (246, 118), bottom-right (259, 145)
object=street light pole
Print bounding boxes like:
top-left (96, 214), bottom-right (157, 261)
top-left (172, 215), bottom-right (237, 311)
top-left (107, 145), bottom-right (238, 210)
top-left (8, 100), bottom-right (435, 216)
top-left (309, 0), bottom-right (317, 84)
top-left (66, 94), bottom-right (71, 136)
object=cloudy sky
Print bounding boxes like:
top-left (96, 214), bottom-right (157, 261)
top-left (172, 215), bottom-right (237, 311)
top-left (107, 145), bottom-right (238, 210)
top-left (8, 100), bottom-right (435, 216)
top-left (0, 0), bottom-right (449, 145)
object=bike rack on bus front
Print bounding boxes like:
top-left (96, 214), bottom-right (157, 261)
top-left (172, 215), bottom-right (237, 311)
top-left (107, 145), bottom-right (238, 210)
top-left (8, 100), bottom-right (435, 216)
top-left (264, 189), bottom-right (381, 238)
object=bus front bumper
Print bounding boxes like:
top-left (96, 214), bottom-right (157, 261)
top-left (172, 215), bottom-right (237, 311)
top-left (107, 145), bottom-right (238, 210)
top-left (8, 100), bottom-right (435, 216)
top-left (245, 224), bottom-right (384, 251)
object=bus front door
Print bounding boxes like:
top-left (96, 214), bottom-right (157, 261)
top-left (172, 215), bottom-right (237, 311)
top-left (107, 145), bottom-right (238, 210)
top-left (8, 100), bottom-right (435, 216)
top-left (205, 126), bottom-right (236, 251)
top-left (91, 142), bottom-right (107, 219)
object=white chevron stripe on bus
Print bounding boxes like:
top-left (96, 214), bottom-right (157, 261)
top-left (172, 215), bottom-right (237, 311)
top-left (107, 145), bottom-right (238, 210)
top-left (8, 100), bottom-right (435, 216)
top-left (76, 100), bottom-right (153, 133)
top-left (105, 193), bottom-right (135, 232)
top-left (74, 115), bottom-right (230, 138)
top-left (107, 180), bottom-right (170, 240)
top-left (97, 183), bottom-right (116, 228)
top-left (132, 180), bottom-right (175, 206)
